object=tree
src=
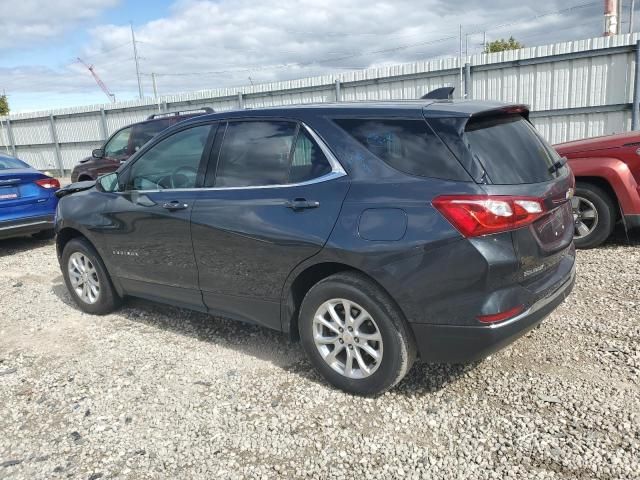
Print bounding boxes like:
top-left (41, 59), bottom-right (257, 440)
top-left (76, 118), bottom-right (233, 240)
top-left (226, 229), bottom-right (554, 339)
top-left (484, 37), bottom-right (524, 53)
top-left (0, 94), bottom-right (9, 116)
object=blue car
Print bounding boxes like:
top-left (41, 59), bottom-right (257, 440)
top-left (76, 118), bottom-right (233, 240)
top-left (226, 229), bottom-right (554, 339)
top-left (0, 153), bottom-right (60, 240)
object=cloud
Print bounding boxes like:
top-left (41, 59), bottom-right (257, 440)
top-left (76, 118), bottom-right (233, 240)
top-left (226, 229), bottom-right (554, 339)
top-left (0, 0), bottom-right (120, 49)
top-left (0, 0), bottom-right (623, 111)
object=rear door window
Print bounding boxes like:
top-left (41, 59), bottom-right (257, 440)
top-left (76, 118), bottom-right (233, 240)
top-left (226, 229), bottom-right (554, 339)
top-left (464, 114), bottom-right (564, 184)
top-left (214, 121), bottom-right (297, 188)
top-left (334, 118), bottom-right (469, 181)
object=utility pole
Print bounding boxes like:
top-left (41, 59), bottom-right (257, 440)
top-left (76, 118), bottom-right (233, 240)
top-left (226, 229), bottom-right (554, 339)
top-left (151, 73), bottom-right (160, 112)
top-left (631, 0), bottom-right (636, 33)
top-left (131, 22), bottom-right (143, 99)
top-left (459, 25), bottom-right (463, 98)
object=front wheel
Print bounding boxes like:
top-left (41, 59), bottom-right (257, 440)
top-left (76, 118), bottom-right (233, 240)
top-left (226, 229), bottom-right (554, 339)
top-left (299, 272), bottom-right (416, 396)
top-left (61, 238), bottom-right (121, 314)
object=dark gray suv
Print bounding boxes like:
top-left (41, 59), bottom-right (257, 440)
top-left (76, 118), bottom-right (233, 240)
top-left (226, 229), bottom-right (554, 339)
top-left (54, 100), bottom-right (576, 395)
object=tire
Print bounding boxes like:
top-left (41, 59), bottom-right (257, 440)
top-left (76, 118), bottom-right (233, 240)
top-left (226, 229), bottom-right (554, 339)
top-left (572, 182), bottom-right (616, 249)
top-left (61, 237), bottom-right (121, 315)
top-left (298, 272), bottom-right (416, 396)
top-left (32, 229), bottom-right (55, 240)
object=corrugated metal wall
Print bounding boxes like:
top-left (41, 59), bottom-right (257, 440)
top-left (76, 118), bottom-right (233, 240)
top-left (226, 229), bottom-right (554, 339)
top-left (1, 32), bottom-right (639, 171)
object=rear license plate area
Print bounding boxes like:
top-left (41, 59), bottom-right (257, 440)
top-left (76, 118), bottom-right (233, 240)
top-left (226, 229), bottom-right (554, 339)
top-left (532, 202), bottom-right (573, 252)
top-left (0, 187), bottom-right (19, 200)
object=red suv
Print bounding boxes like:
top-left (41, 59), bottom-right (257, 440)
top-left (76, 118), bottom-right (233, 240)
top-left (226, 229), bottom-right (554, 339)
top-left (555, 132), bottom-right (640, 248)
top-left (70, 108), bottom-right (213, 183)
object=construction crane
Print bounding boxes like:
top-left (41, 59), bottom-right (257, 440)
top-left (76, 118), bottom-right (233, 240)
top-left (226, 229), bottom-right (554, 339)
top-left (76, 57), bottom-right (116, 103)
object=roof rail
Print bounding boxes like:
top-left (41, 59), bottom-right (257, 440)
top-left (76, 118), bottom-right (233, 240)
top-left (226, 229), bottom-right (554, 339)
top-left (147, 107), bottom-right (214, 120)
top-left (420, 87), bottom-right (455, 100)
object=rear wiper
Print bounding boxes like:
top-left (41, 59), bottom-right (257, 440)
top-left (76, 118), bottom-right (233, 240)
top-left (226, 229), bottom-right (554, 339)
top-left (548, 156), bottom-right (567, 174)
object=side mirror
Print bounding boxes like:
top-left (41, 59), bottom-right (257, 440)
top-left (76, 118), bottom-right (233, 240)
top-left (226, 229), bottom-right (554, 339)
top-left (92, 148), bottom-right (105, 159)
top-left (96, 172), bottom-right (120, 193)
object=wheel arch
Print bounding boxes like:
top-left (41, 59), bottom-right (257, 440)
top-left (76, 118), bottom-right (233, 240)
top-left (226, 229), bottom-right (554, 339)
top-left (56, 227), bottom-right (124, 297)
top-left (281, 260), bottom-right (412, 343)
top-left (574, 176), bottom-right (620, 220)
top-left (569, 156), bottom-right (640, 220)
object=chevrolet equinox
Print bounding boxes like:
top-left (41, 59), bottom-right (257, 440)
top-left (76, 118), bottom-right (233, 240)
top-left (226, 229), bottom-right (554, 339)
top-left (55, 100), bottom-right (576, 395)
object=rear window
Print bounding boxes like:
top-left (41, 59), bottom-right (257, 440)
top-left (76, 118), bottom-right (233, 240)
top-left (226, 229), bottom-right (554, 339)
top-left (464, 115), bottom-right (563, 184)
top-left (334, 118), bottom-right (470, 181)
top-left (0, 155), bottom-right (28, 169)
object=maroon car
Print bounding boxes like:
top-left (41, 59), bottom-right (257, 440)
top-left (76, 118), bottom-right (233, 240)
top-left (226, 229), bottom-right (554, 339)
top-left (555, 131), bottom-right (640, 248)
top-left (70, 108), bottom-right (213, 182)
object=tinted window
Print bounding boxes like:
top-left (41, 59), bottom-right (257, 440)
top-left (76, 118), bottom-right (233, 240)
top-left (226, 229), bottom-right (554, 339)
top-left (334, 118), bottom-right (469, 180)
top-left (215, 121), bottom-right (296, 188)
top-left (131, 120), bottom-right (172, 153)
top-left (0, 155), bottom-right (29, 169)
top-left (128, 125), bottom-right (211, 190)
top-left (289, 129), bottom-right (332, 183)
top-left (105, 127), bottom-right (132, 157)
top-left (464, 115), bottom-right (563, 184)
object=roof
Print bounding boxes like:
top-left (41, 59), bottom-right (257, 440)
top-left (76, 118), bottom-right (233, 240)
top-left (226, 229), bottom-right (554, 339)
top-left (179, 99), bottom-right (521, 125)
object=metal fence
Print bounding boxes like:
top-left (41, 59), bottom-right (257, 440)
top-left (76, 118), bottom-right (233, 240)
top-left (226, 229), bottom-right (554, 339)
top-left (2, 32), bottom-right (640, 173)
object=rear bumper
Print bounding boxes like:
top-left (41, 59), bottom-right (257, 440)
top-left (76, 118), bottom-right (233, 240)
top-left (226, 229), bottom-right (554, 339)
top-left (0, 215), bottom-right (55, 240)
top-left (411, 263), bottom-right (576, 363)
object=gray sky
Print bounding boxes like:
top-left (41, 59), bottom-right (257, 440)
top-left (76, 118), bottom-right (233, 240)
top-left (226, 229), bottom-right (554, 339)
top-left (0, 0), bottom-right (633, 112)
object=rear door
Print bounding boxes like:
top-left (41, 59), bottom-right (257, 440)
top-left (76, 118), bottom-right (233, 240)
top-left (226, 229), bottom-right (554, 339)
top-left (460, 113), bottom-right (575, 292)
top-left (191, 120), bottom-right (349, 330)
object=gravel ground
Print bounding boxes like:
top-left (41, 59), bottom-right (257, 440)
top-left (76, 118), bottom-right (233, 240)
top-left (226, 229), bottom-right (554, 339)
top-left (0, 231), bottom-right (638, 479)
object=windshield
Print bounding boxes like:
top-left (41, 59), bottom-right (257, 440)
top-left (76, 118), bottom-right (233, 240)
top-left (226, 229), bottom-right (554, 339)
top-left (0, 155), bottom-right (29, 170)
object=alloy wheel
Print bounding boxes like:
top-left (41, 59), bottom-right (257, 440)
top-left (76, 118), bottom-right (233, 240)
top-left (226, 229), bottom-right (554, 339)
top-left (571, 195), bottom-right (599, 239)
top-left (68, 252), bottom-right (101, 304)
top-left (312, 298), bottom-right (383, 379)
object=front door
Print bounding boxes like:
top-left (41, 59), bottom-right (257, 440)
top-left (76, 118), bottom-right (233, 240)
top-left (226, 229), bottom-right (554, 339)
top-left (103, 123), bottom-right (215, 309)
top-left (191, 120), bottom-right (350, 329)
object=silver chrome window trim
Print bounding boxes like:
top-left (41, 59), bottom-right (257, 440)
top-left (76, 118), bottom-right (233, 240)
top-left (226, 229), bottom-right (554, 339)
top-left (125, 121), bottom-right (347, 193)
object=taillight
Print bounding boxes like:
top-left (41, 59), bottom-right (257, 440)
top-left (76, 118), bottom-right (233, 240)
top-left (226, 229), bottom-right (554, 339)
top-left (432, 194), bottom-right (545, 237)
top-left (35, 178), bottom-right (61, 190)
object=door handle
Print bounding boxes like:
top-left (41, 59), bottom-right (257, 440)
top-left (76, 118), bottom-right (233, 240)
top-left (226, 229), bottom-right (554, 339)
top-left (162, 200), bottom-right (189, 211)
top-left (286, 198), bottom-right (320, 211)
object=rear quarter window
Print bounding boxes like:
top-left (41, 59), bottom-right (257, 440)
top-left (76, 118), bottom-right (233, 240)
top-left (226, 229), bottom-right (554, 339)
top-left (334, 118), bottom-right (470, 181)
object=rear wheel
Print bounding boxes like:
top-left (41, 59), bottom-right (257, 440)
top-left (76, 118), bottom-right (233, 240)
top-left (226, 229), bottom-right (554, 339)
top-left (572, 182), bottom-right (616, 249)
top-left (299, 272), bottom-right (415, 396)
top-left (61, 237), bottom-right (121, 314)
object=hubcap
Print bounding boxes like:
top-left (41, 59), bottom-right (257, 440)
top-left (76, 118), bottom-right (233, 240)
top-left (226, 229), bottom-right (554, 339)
top-left (312, 299), bottom-right (383, 379)
top-left (571, 196), bottom-right (598, 239)
top-left (67, 252), bottom-right (100, 304)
